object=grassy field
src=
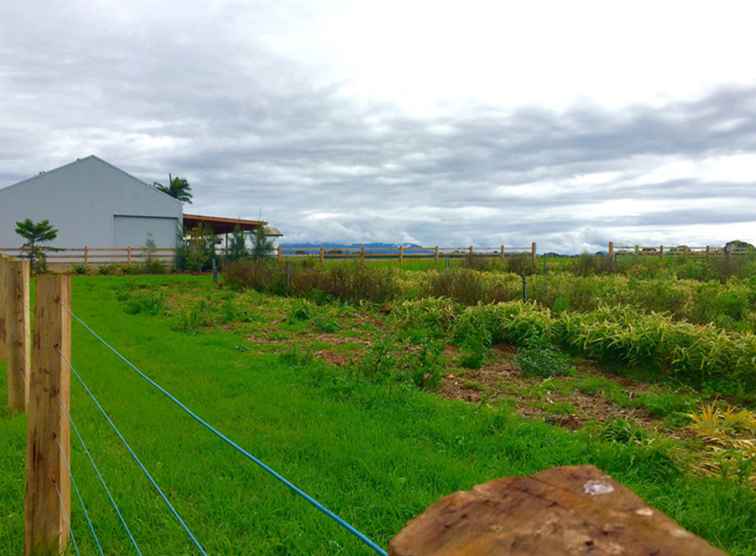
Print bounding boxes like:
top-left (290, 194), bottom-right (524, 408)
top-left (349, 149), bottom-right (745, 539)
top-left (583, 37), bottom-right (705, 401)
top-left (1, 274), bottom-right (755, 555)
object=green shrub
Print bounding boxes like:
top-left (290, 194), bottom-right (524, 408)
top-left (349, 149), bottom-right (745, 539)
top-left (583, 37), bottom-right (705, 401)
top-left (599, 418), bottom-right (648, 445)
top-left (515, 341), bottom-right (574, 378)
top-left (312, 315), bottom-right (340, 333)
top-left (279, 346), bottom-right (315, 367)
top-left (225, 260), bottom-right (399, 304)
top-left (458, 326), bottom-right (491, 369)
top-left (171, 300), bottom-right (210, 334)
top-left (391, 297), bottom-right (461, 338)
top-left (122, 291), bottom-right (165, 316)
top-left (287, 300), bottom-right (314, 323)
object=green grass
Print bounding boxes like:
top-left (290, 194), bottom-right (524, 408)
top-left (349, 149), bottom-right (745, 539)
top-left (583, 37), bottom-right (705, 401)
top-left (1, 275), bottom-right (755, 555)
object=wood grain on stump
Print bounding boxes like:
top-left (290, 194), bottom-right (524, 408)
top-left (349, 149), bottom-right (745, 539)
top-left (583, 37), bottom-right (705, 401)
top-left (389, 465), bottom-right (724, 556)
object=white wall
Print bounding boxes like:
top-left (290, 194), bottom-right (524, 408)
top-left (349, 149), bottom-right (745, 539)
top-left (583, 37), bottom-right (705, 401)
top-left (0, 156), bottom-right (182, 248)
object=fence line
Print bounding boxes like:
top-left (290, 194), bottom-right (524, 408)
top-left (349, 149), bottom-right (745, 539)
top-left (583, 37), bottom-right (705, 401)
top-left (69, 415), bottom-right (143, 555)
top-left (58, 436), bottom-right (105, 556)
top-left (1, 241), bottom-right (752, 267)
top-left (70, 309), bottom-right (390, 556)
top-left (60, 346), bottom-right (208, 555)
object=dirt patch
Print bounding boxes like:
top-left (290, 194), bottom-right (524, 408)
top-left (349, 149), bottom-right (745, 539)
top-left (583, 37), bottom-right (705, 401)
top-left (314, 333), bottom-right (371, 346)
top-left (246, 334), bottom-right (286, 345)
top-left (439, 347), bottom-right (656, 432)
top-left (315, 349), bottom-right (355, 367)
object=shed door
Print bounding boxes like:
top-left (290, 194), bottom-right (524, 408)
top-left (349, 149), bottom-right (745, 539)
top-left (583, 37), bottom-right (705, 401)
top-left (113, 215), bottom-right (178, 248)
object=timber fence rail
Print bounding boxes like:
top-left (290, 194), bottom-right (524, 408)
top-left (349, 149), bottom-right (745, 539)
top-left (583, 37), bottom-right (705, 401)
top-left (1, 242), bottom-right (752, 268)
top-left (1, 266), bottom-right (388, 555)
top-left (0, 246), bottom-right (175, 265)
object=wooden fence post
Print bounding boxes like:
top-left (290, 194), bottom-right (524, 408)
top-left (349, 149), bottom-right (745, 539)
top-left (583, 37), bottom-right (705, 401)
top-left (83, 246), bottom-right (89, 266)
top-left (277, 246), bottom-right (283, 264)
top-left (500, 244), bottom-right (505, 260)
top-left (127, 246), bottom-right (133, 264)
top-left (608, 241), bottom-right (614, 260)
top-left (659, 245), bottom-right (664, 257)
top-left (6, 258), bottom-right (30, 412)
top-left (0, 255), bottom-right (7, 361)
top-left (399, 246), bottom-right (404, 266)
top-left (319, 247), bottom-right (325, 264)
top-left (25, 274), bottom-right (71, 556)
top-left (531, 242), bottom-right (537, 267)
top-left (705, 245), bottom-right (710, 256)
top-left (360, 245), bottom-right (365, 261)
top-left (434, 246), bottom-right (439, 263)
top-left (468, 246), bottom-right (473, 264)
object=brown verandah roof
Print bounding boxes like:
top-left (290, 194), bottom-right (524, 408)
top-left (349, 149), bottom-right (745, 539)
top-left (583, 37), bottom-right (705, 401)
top-left (183, 213), bottom-right (283, 236)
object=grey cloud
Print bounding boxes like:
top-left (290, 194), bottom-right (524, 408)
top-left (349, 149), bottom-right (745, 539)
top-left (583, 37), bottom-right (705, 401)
top-left (1, 2), bottom-right (756, 251)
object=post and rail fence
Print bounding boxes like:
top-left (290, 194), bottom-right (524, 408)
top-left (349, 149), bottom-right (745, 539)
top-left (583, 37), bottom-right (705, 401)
top-left (0, 242), bottom-right (752, 271)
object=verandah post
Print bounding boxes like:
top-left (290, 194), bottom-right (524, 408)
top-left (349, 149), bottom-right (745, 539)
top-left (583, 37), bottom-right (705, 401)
top-left (6, 258), bottom-right (30, 412)
top-left (25, 274), bottom-right (71, 555)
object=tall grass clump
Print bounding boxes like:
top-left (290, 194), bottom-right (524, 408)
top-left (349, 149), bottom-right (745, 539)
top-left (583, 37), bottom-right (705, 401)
top-left (224, 260), bottom-right (400, 304)
top-left (393, 298), bottom-right (756, 393)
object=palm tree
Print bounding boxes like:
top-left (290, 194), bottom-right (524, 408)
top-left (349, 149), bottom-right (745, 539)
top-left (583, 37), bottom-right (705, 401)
top-left (15, 218), bottom-right (58, 272)
top-left (154, 174), bottom-right (193, 203)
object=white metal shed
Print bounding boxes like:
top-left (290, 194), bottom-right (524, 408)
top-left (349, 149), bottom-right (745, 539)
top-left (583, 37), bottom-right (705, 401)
top-left (0, 156), bottom-right (182, 249)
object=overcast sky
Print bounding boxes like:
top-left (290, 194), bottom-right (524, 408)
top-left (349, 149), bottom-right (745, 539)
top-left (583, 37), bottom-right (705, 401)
top-left (2, 1), bottom-right (756, 251)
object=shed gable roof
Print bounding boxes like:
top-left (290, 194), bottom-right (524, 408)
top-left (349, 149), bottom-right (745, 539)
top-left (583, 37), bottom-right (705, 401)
top-left (0, 155), bottom-right (183, 210)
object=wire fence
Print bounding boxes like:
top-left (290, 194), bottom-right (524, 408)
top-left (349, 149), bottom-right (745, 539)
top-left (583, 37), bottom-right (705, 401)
top-left (52, 302), bottom-right (387, 555)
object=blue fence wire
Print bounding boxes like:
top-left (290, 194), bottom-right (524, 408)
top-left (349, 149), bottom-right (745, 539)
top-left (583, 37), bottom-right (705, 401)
top-left (70, 415), bottom-right (144, 555)
top-left (68, 522), bottom-right (81, 556)
top-left (70, 309), bottom-right (389, 556)
top-left (59, 347), bottom-right (208, 555)
top-left (54, 483), bottom-right (81, 556)
top-left (58, 437), bottom-right (105, 556)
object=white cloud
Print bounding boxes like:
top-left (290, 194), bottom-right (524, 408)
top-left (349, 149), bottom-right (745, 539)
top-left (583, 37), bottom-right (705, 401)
top-left (1, 1), bottom-right (756, 251)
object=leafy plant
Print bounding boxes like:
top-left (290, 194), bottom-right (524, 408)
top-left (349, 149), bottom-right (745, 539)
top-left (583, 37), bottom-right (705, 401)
top-left (171, 300), bottom-right (210, 334)
top-left (515, 340), bottom-right (574, 378)
top-left (15, 218), bottom-right (58, 273)
top-left (251, 227), bottom-right (275, 261)
top-left (225, 224), bottom-right (249, 262)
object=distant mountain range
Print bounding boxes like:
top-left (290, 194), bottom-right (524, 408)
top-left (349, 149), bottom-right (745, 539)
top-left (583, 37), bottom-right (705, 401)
top-left (280, 242), bottom-right (423, 248)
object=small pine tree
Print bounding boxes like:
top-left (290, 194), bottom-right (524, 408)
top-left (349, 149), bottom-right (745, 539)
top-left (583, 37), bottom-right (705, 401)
top-left (251, 227), bottom-right (274, 261)
top-left (226, 225), bottom-right (248, 262)
top-left (15, 218), bottom-right (58, 273)
top-left (186, 224), bottom-right (216, 271)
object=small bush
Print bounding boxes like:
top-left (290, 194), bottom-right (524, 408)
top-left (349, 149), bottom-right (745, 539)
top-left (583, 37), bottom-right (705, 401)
top-left (279, 346), bottom-right (315, 367)
top-left (171, 300), bottom-right (210, 334)
top-left (515, 340), bottom-right (574, 378)
top-left (287, 300), bottom-right (314, 323)
top-left (599, 418), bottom-right (649, 445)
top-left (312, 315), bottom-right (340, 333)
top-left (122, 291), bottom-right (164, 316)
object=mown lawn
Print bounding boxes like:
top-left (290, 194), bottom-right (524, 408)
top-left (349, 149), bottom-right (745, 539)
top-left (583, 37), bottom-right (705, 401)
top-left (1, 274), bottom-right (755, 555)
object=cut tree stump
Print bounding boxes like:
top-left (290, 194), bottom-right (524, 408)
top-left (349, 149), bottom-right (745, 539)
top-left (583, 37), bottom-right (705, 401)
top-left (389, 465), bottom-right (724, 556)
